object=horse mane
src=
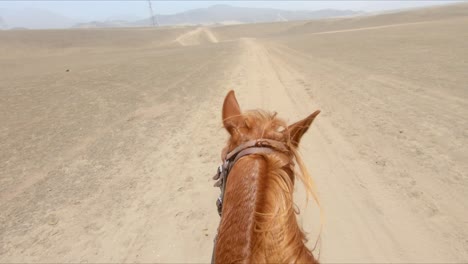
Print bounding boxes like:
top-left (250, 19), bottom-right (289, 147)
top-left (224, 110), bottom-right (322, 263)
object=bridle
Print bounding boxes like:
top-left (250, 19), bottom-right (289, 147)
top-left (212, 138), bottom-right (290, 216)
top-left (211, 138), bottom-right (290, 263)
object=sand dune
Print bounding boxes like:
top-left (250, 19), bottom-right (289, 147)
top-left (284, 2), bottom-right (468, 35)
top-left (0, 3), bottom-right (467, 263)
top-left (0, 27), bottom-right (190, 59)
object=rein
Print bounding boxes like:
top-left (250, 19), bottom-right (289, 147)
top-left (211, 138), bottom-right (289, 263)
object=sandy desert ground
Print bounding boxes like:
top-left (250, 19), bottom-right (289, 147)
top-left (1, 3), bottom-right (467, 263)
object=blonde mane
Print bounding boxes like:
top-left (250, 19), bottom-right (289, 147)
top-left (227, 110), bottom-right (322, 263)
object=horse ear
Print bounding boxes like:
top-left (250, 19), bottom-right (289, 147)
top-left (222, 90), bottom-right (242, 134)
top-left (287, 110), bottom-right (320, 147)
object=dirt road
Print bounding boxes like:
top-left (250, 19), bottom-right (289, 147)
top-left (222, 37), bottom-right (467, 262)
top-left (1, 4), bottom-right (467, 263)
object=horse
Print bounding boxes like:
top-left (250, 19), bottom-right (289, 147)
top-left (212, 90), bottom-right (321, 263)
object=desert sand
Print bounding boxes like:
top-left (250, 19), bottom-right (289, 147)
top-left (1, 3), bottom-right (467, 263)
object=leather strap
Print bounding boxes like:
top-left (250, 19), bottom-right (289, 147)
top-left (225, 139), bottom-right (289, 161)
top-left (231, 147), bottom-right (275, 167)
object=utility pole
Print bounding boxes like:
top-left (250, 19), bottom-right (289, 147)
top-left (147, 0), bottom-right (159, 27)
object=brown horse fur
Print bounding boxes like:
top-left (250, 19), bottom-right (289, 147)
top-left (214, 90), bottom-right (321, 264)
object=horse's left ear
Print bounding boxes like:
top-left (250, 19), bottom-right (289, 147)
top-left (287, 110), bottom-right (321, 146)
top-left (222, 90), bottom-right (242, 135)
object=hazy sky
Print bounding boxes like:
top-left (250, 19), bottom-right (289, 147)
top-left (0, 1), bottom-right (461, 21)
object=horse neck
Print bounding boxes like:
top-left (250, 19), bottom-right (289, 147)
top-left (214, 155), bottom-right (317, 263)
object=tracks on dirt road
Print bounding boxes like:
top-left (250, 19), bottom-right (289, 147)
top-left (229, 38), bottom-right (466, 262)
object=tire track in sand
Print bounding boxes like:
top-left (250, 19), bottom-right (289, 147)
top-left (174, 27), bottom-right (219, 46)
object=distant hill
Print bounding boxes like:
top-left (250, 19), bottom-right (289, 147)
top-left (0, 8), bottom-right (78, 29)
top-left (74, 4), bottom-right (363, 28)
top-left (139, 5), bottom-right (363, 26)
top-left (284, 2), bottom-right (468, 35)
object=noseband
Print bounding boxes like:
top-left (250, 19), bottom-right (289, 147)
top-left (211, 138), bottom-right (289, 263)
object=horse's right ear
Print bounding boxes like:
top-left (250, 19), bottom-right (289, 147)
top-left (287, 110), bottom-right (320, 147)
top-left (222, 90), bottom-right (242, 134)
